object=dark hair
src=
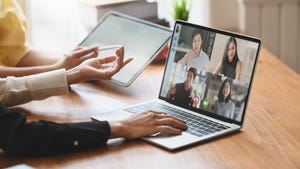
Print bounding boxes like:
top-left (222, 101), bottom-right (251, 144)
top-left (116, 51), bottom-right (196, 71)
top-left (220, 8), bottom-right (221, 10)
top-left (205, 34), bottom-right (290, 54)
top-left (218, 79), bottom-right (232, 103)
top-left (188, 67), bottom-right (197, 79)
top-left (191, 29), bottom-right (204, 43)
top-left (221, 37), bottom-right (239, 70)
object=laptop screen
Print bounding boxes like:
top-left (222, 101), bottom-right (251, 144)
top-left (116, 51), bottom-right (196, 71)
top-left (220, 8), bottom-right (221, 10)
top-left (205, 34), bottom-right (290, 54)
top-left (159, 21), bottom-right (261, 125)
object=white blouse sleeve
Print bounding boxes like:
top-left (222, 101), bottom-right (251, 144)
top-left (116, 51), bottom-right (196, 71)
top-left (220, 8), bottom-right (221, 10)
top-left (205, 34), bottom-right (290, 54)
top-left (0, 69), bottom-right (69, 107)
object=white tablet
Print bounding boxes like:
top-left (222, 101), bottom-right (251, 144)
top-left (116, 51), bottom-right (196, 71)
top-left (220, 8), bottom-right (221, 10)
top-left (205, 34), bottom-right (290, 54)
top-left (79, 11), bottom-right (172, 87)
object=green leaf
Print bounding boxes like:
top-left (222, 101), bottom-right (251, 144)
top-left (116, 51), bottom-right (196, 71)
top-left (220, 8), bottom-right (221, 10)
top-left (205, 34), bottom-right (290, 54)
top-left (173, 0), bottom-right (190, 21)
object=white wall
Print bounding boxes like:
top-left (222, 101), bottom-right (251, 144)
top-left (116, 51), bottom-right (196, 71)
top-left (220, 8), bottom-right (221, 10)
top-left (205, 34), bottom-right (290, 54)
top-left (153, 0), bottom-right (209, 26)
top-left (242, 0), bottom-right (300, 74)
top-left (26, 0), bottom-right (84, 52)
top-left (208, 0), bottom-right (240, 30)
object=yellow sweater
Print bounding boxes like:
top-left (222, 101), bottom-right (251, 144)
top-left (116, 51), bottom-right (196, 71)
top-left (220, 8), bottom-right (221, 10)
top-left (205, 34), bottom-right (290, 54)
top-left (0, 0), bottom-right (31, 66)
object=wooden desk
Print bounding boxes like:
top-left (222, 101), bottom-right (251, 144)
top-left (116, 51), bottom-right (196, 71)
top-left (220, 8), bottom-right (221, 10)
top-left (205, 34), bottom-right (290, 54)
top-left (1, 48), bottom-right (300, 169)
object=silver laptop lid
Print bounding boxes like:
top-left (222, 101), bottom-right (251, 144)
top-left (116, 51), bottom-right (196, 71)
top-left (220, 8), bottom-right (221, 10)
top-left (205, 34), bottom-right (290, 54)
top-left (158, 21), bottom-right (261, 126)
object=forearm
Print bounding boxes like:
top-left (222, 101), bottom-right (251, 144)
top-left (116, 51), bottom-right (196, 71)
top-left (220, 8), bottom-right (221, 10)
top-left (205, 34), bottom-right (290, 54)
top-left (166, 90), bottom-right (171, 98)
top-left (235, 62), bottom-right (242, 80)
top-left (17, 50), bottom-right (60, 67)
top-left (214, 63), bottom-right (222, 74)
top-left (178, 58), bottom-right (187, 65)
top-left (0, 49), bottom-right (63, 78)
top-left (0, 69), bottom-right (69, 107)
top-left (0, 65), bottom-right (57, 78)
top-left (0, 104), bottom-right (110, 157)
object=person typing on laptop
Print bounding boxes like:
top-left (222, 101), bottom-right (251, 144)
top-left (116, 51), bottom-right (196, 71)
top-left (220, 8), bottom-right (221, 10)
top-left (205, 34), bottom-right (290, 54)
top-left (95, 21), bottom-right (261, 151)
top-left (0, 46), bottom-right (187, 157)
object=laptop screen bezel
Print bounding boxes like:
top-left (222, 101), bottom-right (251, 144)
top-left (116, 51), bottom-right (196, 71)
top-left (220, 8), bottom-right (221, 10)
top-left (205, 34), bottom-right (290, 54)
top-left (158, 20), bottom-right (261, 126)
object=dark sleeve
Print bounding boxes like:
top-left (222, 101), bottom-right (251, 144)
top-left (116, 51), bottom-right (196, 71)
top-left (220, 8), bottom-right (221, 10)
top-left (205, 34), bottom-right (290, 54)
top-left (0, 103), bottom-right (110, 157)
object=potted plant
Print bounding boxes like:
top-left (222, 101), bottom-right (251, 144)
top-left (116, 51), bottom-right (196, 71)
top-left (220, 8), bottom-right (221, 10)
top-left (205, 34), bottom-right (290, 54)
top-left (173, 0), bottom-right (191, 21)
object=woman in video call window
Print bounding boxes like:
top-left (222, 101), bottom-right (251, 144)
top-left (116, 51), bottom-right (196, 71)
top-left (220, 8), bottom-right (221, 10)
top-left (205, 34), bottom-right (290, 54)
top-left (166, 67), bottom-right (196, 107)
top-left (214, 79), bottom-right (235, 119)
top-left (214, 37), bottom-right (242, 80)
top-left (178, 29), bottom-right (209, 71)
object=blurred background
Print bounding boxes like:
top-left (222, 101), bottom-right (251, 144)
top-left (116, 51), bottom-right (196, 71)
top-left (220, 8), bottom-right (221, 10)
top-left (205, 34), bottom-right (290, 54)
top-left (19, 0), bottom-right (300, 74)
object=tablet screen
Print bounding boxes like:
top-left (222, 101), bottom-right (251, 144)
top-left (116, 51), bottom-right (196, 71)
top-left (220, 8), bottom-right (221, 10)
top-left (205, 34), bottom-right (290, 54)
top-left (79, 12), bottom-right (172, 86)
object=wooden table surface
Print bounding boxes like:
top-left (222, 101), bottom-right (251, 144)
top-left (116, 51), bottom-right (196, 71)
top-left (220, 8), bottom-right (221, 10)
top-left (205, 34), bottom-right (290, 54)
top-left (1, 48), bottom-right (300, 169)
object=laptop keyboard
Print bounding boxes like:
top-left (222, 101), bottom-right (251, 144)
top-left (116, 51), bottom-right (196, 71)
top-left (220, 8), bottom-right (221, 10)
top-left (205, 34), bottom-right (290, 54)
top-left (125, 101), bottom-right (230, 137)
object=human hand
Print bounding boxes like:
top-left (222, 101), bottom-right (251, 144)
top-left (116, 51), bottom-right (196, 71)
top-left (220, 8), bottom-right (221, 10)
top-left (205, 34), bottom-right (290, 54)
top-left (66, 46), bottom-right (133, 84)
top-left (54, 45), bottom-right (99, 70)
top-left (166, 84), bottom-right (176, 98)
top-left (190, 89), bottom-right (195, 98)
top-left (108, 111), bottom-right (187, 139)
top-left (169, 85), bottom-right (176, 94)
top-left (219, 73), bottom-right (225, 79)
top-left (188, 49), bottom-right (200, 59)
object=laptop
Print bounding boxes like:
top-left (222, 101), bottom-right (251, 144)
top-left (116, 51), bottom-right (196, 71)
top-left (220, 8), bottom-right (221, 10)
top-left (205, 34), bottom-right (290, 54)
top-left (92, 20), bottom-right (261, 150)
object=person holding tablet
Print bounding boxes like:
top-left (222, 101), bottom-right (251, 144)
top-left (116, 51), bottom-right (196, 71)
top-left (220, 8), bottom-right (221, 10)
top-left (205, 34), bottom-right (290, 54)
top-left (0, 0), bottom-right (100, 78)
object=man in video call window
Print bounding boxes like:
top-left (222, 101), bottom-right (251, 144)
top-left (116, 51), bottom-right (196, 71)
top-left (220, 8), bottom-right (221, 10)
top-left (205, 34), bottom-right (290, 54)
top-left (166, 67), bottom-right (197, 107)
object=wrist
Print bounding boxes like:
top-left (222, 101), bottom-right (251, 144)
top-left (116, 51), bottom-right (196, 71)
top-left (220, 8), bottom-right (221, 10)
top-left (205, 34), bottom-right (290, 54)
top-left (50, 60), bottom-right (62, 70)
top-left (39, 63), bottom-right (59, 73)
top-left (66, 67), bottom-right (81, 85)
top-left (108, 121), bottom-right (125, 139)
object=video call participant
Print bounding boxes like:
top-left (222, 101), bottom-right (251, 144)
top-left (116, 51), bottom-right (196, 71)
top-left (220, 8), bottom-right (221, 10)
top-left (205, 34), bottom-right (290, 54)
top-left (214, 37), bottom-right (242, 80)
top-left (178, 29), bottom-right (209, 71)
top-left (166, 67), bottom-right (197, 107)
top-left (214, 79), bottom-right (235, 119)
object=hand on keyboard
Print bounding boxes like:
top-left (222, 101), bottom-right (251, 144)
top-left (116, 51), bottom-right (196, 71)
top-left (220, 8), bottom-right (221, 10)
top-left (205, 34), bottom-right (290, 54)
top-left (108, 110), bottom-right (188, 139)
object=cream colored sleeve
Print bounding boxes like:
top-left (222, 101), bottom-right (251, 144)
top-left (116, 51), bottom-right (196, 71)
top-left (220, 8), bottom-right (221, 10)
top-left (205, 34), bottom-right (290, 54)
top-left (0, 69), bottom-right (69, 107)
